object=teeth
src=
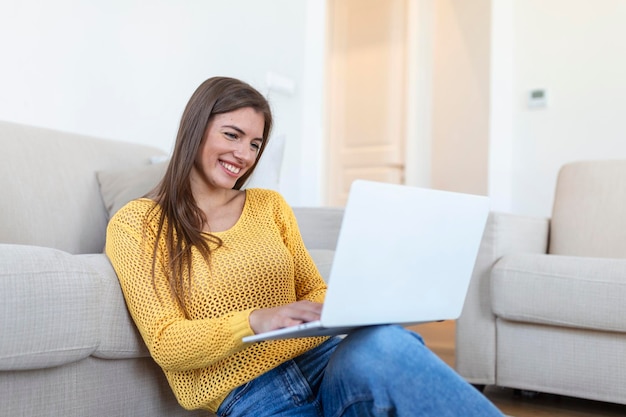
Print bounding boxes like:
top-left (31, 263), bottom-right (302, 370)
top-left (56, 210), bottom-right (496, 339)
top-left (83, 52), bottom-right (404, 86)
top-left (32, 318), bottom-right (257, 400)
top-left (221, 162), bottom-right (241, 174)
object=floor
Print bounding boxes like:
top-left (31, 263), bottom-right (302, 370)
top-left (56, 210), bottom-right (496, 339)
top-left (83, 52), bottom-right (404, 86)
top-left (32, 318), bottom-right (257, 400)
top-left (408, 321), bottom-right (626, 417)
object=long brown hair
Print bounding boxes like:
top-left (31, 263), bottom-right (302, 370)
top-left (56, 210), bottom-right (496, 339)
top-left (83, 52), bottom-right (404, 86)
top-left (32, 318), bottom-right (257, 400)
top-left (148, 77), bottom-right (273, 310)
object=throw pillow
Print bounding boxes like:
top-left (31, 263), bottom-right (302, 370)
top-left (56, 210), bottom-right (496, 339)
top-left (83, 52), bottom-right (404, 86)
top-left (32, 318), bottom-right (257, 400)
top-left (97, 162), bottom-right (167, 220)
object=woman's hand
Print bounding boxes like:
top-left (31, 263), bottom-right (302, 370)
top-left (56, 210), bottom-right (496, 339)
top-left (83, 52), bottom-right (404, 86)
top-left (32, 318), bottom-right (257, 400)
top-left (248, 301), bottom-right (323, 334)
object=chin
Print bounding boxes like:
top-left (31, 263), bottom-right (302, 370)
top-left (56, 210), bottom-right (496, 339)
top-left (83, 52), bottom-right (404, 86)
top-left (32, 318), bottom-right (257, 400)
top-left (225, 178), bottom-right (242, 190)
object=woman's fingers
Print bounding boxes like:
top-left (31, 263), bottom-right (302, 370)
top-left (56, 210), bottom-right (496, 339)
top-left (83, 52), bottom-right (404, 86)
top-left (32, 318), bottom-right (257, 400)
top-left (286, 300), bottom-right (323, 321)
top-left (249, 301), bottom-right (323, 334)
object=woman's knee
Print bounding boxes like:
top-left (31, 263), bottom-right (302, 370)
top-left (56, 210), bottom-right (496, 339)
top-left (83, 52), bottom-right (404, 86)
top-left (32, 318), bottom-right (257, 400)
top-left (326, 325), bottom-right (428, 377)
top-left (343, 325), bottom-right (425, 354)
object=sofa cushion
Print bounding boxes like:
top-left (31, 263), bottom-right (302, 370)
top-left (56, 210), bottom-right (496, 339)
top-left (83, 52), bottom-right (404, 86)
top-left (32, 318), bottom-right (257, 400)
top-left (0, 245), bottom-right (101, 370)
top-left (292, 207), bottom-right (344, 250)
top-left (491, 253), bottom-right (626, 332)
top-left (78, 254), bottom-right (150, 359)
top-left (97, 162), bottom-right (167, 220)
top-left (308, 249), bottom-right (335, 283)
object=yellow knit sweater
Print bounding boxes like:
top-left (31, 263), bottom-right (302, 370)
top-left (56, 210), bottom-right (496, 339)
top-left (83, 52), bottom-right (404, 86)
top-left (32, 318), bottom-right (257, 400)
top-left (105, 189), bottom-right (328, 412)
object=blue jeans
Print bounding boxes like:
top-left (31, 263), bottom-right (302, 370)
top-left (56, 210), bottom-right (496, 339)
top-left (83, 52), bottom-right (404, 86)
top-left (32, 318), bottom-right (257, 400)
top-left (216, 325), bottom-right (503, 417)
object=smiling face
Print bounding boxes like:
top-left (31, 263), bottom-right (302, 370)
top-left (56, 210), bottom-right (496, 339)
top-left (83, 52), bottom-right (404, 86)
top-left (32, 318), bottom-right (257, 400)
top-left (190, 107), bottom-right (265, 194)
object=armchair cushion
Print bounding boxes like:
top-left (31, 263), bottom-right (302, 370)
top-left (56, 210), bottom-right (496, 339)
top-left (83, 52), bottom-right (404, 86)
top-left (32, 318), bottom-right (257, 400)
top-left (492, 253), bottom-right (626, 332)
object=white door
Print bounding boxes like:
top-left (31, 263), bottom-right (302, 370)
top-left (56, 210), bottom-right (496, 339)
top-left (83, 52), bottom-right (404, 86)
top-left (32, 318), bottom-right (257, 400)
top-left (326, 0), bottom-right (409, 206)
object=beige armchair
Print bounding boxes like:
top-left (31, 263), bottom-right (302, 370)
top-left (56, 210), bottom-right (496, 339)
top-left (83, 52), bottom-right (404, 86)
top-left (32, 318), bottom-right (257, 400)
top-left (455, 160), bottom-right (626, 405)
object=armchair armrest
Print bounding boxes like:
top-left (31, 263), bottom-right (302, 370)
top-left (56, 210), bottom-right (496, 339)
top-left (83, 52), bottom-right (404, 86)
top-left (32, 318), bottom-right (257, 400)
top-left (455, 211), bottom-right (549, 384)
top-left (492, 253), bottom-right (626, 333)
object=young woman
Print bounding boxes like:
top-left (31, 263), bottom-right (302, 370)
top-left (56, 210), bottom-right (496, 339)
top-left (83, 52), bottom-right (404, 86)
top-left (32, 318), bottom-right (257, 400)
top-left (106, 76), bottom-right (503, 417)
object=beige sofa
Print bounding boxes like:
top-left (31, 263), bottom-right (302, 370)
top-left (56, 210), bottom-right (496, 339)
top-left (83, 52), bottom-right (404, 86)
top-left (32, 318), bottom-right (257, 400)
top-left (0, 121), bottom-right (342, 416)
top-left (456, 160), bottom-right (626, 405)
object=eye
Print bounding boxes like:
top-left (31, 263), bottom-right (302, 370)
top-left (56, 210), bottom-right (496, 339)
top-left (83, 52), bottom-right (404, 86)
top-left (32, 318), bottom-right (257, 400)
top-left (224, 131), bottom-right (238, 140)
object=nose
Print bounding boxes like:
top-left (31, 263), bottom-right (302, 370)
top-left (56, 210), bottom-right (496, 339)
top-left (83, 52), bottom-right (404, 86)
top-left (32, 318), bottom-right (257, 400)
top-left (232, 141), bottom-right (256, 163)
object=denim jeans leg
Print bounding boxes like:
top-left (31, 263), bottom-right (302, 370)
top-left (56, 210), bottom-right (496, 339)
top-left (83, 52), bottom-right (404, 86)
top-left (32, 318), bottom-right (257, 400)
top-left (217, 338), bottom-right (342, 417)
top-left (218, 326), bottom-right (503, 416)
top-left (319, 325), bottom-right (504, 417)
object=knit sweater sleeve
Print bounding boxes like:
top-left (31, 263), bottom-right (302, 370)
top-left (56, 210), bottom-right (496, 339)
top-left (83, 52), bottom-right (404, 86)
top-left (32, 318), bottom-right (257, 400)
top-left (105, 200), bottom-right (254, 372)
top-left (274, 193), bottom-right (328, 304)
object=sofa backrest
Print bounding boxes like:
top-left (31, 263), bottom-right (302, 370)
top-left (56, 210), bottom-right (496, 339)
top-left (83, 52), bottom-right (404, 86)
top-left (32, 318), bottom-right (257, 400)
top-left (292, 206), bottom-right (344, 251)
top-left (549, 160), bottom-right (626, 258)
top-left (0, 121), bottom-right (165, 254)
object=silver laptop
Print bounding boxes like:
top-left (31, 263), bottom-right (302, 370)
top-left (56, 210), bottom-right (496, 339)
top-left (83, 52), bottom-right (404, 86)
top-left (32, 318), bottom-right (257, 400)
top-left (242, 180), bottom-right (489, 343)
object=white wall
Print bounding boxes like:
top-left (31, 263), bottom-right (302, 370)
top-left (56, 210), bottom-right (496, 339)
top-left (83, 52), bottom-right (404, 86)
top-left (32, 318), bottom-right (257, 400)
top-left (509, 0), bottom-right (626, 217)
top-left (431, 0), bottom-right (626, 218)
top-left (430, 0), bottom-right (490, 196)
top-left (487, 0), bottom-right (514, 213)
top-left (4, 1), bottom-right (625, 214)
top-left (0, 0), bottom-right (327, 206)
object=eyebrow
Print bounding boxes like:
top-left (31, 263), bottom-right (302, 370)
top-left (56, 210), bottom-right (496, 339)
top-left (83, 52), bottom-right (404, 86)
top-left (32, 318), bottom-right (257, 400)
top-left (222, 124), bottom-right (245, 135)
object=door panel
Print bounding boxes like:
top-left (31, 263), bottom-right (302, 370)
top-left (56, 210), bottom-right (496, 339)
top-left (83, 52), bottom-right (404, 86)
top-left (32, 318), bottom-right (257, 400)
top-left (326, 0), bottom-right (408, 205)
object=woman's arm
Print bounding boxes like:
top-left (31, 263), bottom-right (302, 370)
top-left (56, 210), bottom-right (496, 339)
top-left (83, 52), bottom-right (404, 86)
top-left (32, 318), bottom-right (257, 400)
top-left (245, 192), bottom-right (328, 335)
top-left (277, 196), bottom-right (328, 303)
top-left (105, 202), bottom-right (254, 372)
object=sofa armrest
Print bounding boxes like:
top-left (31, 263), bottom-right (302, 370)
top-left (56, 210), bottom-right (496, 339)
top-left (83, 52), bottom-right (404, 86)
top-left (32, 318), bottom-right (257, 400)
top-left (0, 244), bottom-right (101, 371)
top-left (455, 212), bottom-right (549, 384)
